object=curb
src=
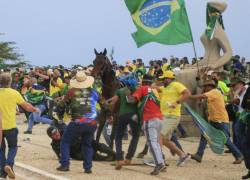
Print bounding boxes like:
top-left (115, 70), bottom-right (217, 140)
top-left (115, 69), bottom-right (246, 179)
top-left (15, 162), bottom-right (70, 180)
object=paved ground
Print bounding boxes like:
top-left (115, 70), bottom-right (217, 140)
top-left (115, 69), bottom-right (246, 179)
top-left (12, 115), bottom-right (247, 180)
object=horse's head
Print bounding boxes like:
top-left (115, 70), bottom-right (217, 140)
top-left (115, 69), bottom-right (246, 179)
top-left (92, 48), bottom-right (112, 77)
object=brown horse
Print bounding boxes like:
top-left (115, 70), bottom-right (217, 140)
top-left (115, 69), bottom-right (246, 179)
top-left (92, 49), bottom-right (120, 149)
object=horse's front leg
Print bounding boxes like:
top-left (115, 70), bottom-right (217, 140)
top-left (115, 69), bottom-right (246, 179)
top-left (96, 111), bottom-right (106, 143)
top-left (109, 113), bottom-right (119, 149)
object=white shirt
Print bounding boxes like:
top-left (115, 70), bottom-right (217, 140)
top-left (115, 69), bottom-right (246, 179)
top-left (237, 85), bottom-right (249, 112)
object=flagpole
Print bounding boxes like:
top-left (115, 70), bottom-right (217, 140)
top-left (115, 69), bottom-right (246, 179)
top-left (184, 3), bottom-right (200, 73)
top-left (191, 38), bottom-right (200, 72)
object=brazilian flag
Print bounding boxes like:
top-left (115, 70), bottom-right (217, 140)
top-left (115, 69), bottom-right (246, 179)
top-left (125, 0), bottom-right (193, 47)
top-left (184, 103), bottom-right (227, 155)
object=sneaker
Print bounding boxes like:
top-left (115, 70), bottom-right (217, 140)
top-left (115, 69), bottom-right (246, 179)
top-left (150, 164), bottom-right (166, 175)
top-left (115, 161), bottom-right (124, 170)
top-left (24, 130), bottom-right (32, 134)
top-left (143, 159), bottom-right (156, 167)
top-left (233, 156), bottom-right (244, 164)
top-left (242, 171), bottom-right (250, 179)
top-left (4, 165), bottom-right (15, 179)
top-left (177, 154), bottom-right (190, 166)
top-left (56, 166), bottom-right (69, 172)
top-left (190, 153), bottom-right (202, 163)
top-left (84, 169), bottom-right (92, 174)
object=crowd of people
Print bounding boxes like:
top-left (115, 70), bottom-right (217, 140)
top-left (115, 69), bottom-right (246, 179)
top-left (0, 54), bottom-right (249, 179)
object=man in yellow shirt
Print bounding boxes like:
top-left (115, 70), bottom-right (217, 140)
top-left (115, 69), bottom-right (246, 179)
top-left (157, 71), bottom-right (191, 166)
top-left (0, 73), bottom-right (38, 179)
top-left (190, 80), bottom-right (243, 164)
top-left (50, 69), bottom-right (64, 97)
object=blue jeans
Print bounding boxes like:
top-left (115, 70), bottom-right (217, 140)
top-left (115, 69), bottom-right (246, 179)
top-left (197, 122), bottom-right (243, 159)
top-left (60, 121), bottom-right (97, 170)
top-left (177, 124), bottom-right (187, 137)
top-left (171, 132), bottom-right (183, 151)
top-left (0, 128), bottom-right (18, 177)
top-left (242, 120), bottom-right (250, 170)
top-left (27, 103), bottom-right (53, 131)
top-left (234, 120), bottom-right (246, 152)
top-left (115, 113), bottom-right (140, 161)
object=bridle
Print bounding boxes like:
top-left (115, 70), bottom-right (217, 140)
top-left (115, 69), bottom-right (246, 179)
top-left (93, 55), bottom-right (113, 78)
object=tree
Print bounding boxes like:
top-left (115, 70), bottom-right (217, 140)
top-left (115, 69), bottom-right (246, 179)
top-left (0, 41), bottom-right (22, 63)
top-left (0, 35), bottom-right (28, 69)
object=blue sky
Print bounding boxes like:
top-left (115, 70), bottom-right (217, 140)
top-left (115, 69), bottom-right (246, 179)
top-left (0, 0), bottom-right (249, 66)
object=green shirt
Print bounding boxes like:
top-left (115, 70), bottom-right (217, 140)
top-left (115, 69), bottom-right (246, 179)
top-left (116, 87), bottom-right (137, 116)
top-left (218, 81), bottom-right (230, 102)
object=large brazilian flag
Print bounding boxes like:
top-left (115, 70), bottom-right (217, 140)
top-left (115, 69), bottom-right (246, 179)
top-left (125, 0), bottom-right (193, 47)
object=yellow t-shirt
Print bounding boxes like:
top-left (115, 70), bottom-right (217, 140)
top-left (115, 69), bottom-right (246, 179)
top-left (131, 65), bottom-right (137, 72)
top-left (50, 78), bottom-right (64, 96)
top-left (159, 81), bottom-right (187, 117)
top-left (204, 89), bottom-right (229, 123)
top-left (162, 63), bottom-right (169, 72)
top-left (0, 88), bottom-right (25, 130)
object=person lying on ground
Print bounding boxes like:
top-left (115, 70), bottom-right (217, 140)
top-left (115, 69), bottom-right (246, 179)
top-left (47, 121), bottom-right (116, 161)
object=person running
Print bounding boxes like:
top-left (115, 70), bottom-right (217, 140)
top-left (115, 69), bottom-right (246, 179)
top-left (128, 74), bottom-right (166, 175)
top-left (0, 73), bottom-right (39, 179)
top-left (156, 71), bottom-right (191, 166)
top-left (190, 80), bottom-right (244, 164)
top-left (108, 75), bottom-right (140, 170)
top-left (56, 71), bottom-right (99, 174)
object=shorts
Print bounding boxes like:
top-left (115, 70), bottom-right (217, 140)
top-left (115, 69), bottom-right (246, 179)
top-left (161, 115), bottom-right (180, 140)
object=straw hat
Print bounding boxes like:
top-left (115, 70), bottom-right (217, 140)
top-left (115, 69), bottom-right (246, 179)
top-left (70, 71), bottom-right (94, 89)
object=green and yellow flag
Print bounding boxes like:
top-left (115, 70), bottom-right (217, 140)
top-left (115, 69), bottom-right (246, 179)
top-left (125, 0), bottom-right (193, 47)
